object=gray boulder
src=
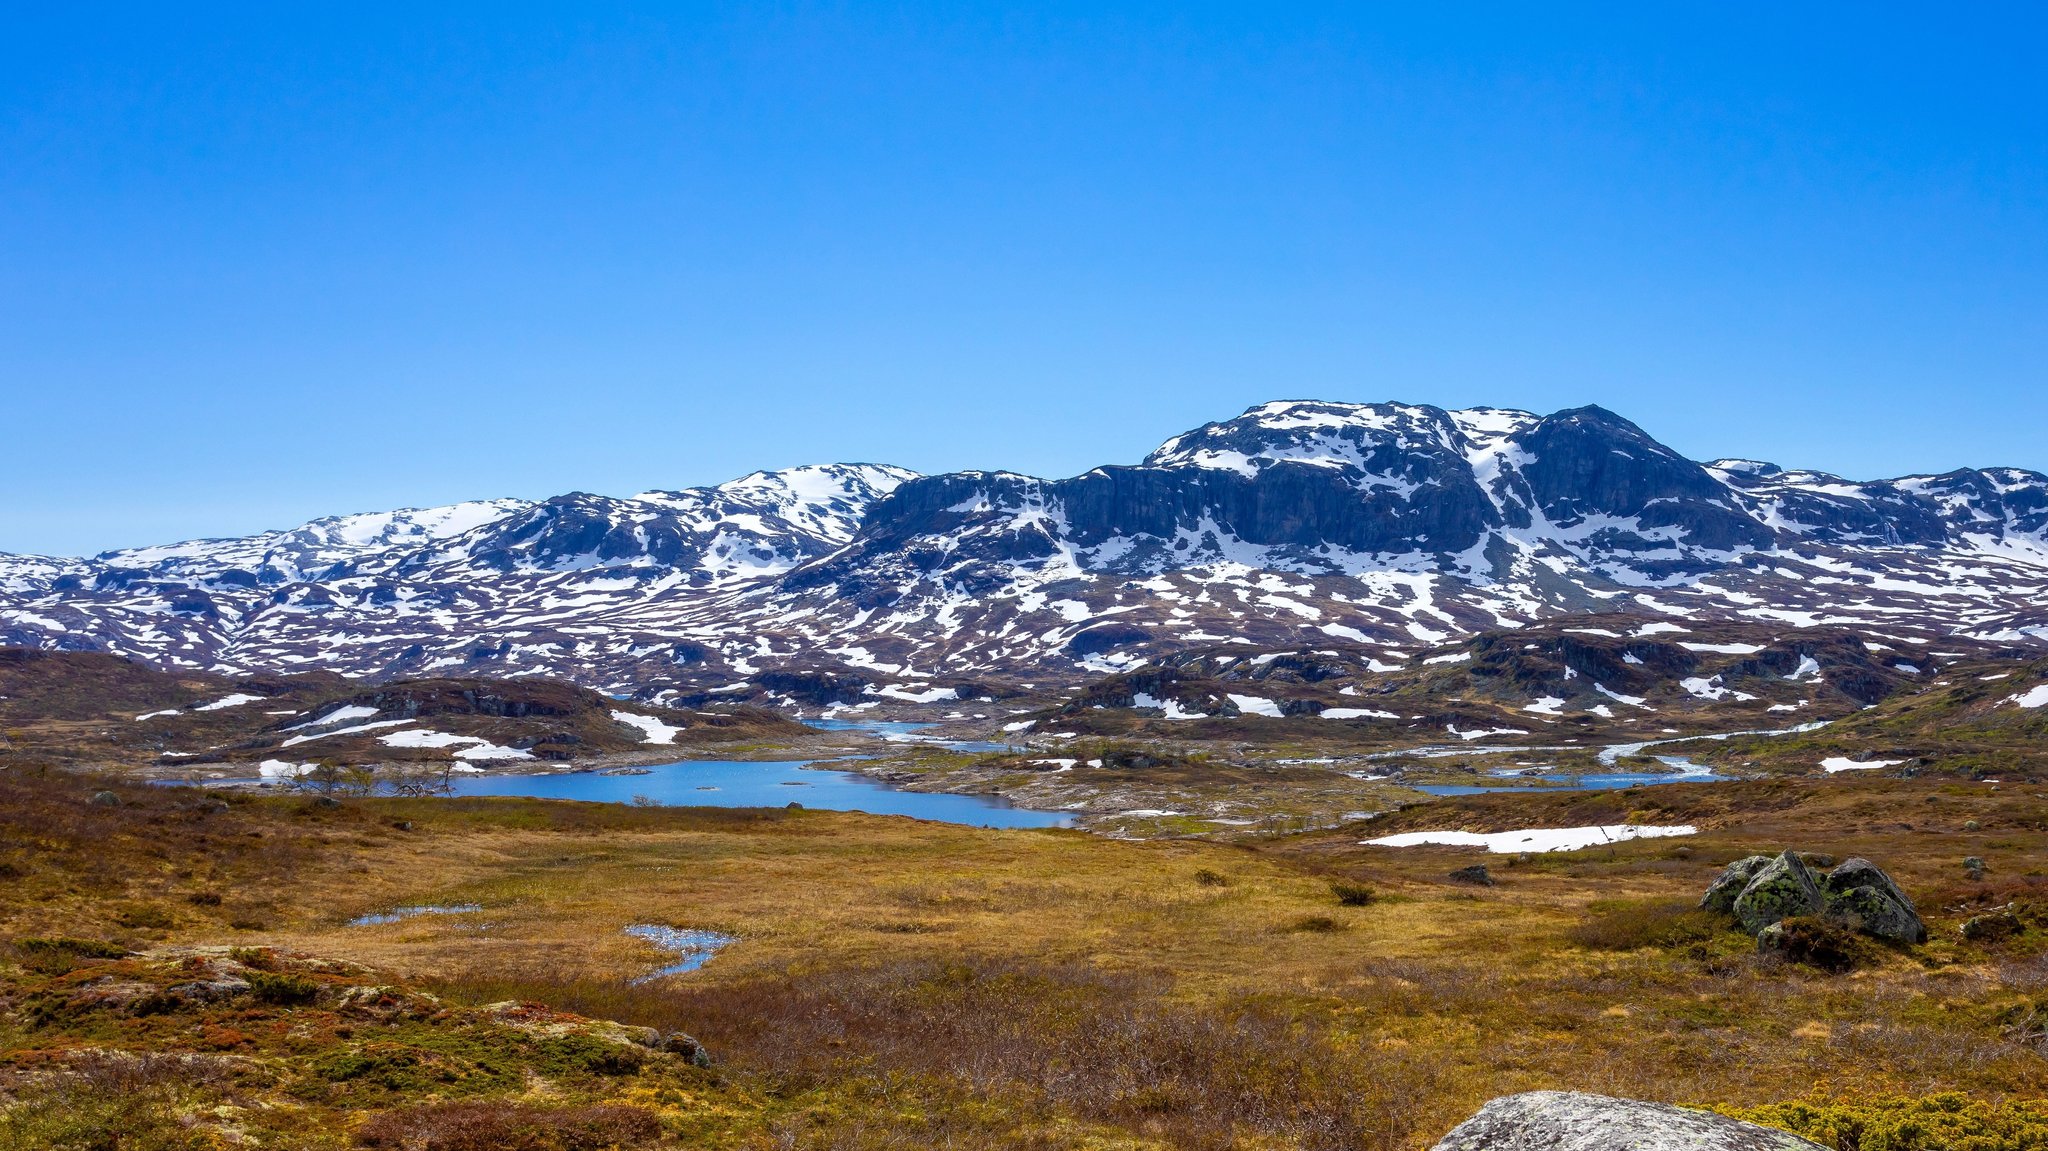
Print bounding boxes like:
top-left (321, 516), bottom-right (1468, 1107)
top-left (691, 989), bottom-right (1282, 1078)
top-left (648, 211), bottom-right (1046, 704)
top-left (1430, 1091), bottom-right (1827, 1151)
top-left (1699, 855), bottom-right (1773, 914)
top-left (1731, 852), bottom-right (1825, 935)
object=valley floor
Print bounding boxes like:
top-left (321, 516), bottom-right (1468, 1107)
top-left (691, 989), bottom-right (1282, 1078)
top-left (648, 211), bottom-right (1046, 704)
top-left (4, 766), bottom-right (2048, 1149)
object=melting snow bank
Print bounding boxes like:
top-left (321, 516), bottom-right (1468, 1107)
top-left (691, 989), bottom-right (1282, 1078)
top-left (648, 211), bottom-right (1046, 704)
top-left (626, 925), bottom-right (736, 981)
top-left (1822, 756), bottom-right (1905, 773)
top-left (2008, 684), bottom-right (2048, 709)
top-left (1363, 824), bottom-right (1698, 853)
top-left (349, 903), bottom-right (483, 927)
top-left (610, 709), bottom-right (683, 744)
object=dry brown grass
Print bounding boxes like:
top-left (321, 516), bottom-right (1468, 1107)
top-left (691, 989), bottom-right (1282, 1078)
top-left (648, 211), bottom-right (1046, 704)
top-left (7, 768), bottom-right (2048, 1147)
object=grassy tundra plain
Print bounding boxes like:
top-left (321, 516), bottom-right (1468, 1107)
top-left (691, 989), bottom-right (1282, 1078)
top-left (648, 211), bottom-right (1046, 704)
top-left (5, 763), bottom-right (2048, 1150)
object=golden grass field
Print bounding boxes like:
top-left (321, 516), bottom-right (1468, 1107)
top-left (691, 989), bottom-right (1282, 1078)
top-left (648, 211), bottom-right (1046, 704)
top-left (4, 765), bottom-right (2048, 1149)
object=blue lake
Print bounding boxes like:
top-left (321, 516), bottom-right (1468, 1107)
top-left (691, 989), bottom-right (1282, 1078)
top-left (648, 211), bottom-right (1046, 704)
top-left (444, 758), bottom-right (1073, 829)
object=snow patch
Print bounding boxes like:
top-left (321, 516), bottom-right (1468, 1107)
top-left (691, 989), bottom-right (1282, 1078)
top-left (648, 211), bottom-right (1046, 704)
top-left (1364, 824), bottom-right (1697, 853)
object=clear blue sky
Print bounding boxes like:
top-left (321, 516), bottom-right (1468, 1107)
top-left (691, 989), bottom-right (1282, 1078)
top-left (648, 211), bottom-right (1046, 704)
top-left (4, 4), bottom-right (2044, 557)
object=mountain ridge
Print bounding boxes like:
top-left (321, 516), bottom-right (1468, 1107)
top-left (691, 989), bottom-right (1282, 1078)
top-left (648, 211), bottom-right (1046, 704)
top-left (5, 400), bottom-right (2046, 696)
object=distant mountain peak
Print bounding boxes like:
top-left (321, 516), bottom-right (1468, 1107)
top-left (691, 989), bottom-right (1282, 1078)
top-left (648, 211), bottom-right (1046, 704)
top-left (3, 401), bottom-right (2045, 691)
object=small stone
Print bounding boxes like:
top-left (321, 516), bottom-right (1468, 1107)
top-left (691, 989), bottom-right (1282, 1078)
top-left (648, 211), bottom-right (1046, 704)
top-left (1965, 820), bottom-right (1982, 831)
top-left (660, 1031), bottom-right (714, 1067)
top-left (1961, 907), bottom-right (2020, 942)
top-left (1965, 856), bottom-right (1987, 880)
top-left (786, 801), bottom-right (804, 810)
top-left (89, 791), bottom-right (121, 807)
top-left (1448, 864), bottom-right (1494, 886)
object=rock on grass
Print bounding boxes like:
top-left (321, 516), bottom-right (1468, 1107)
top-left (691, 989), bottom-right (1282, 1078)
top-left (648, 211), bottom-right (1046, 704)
top-left (1431, 1091), bottom-right (1828, 1151)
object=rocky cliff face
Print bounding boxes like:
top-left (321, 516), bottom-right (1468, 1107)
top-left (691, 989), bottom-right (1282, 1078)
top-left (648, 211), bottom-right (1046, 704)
top-left (2, 400), bottom-right (2045, 696)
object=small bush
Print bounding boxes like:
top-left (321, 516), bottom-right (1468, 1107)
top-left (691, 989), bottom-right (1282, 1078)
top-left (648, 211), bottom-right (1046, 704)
top-left (229, 947), bottom-right (278, 970)
top-left (13, 936), bottom-right (126, 974)
top-left (247, 970), bottom-right (321, 1006)
top-left (186, 890), bottom-right (223, 907)
top-left (0, 1053), bottom-right (223, 1151)
top-left (1762, 915), bottom-right (1869, 974)
top-left (114, 902), bottom-right (176, 930)
top-left (356, 1101), bottom-right (662, 1151)
top-left (1569, 900), bottom-right (1722, 951)
top-left (1192, 868), bottom-right (1230, 887)
top-left (1330, 881), bottom-right (1376, 907)
top-left (1289, 915), bottom-right (1342, 933)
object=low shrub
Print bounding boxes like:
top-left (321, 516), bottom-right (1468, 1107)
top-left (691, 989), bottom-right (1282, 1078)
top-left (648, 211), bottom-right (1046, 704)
top-left (247, 970), bottom-right (321, 1006)
top-left (1714, 1091), bottom-right (2048, 1151)
top-left (12, 937), bottom-right (125, 974)
top-left (1569, 899), bottom-right (1723, 951)
top-left (113, 902), bottom-right (177, 930)
top-left (1761, 915), bottom-right (1870, 974)
top-left (0, 1054), bottom-right (222, 1151)
top-left (356, 1101), bottom-right (662, 1151)
top-left (1192, 868), bottom-right (1230, 887)
top-left (1330, 881), bottom-right (1376, 907)
top-left (1289, 915), bottom-right (1342, 933)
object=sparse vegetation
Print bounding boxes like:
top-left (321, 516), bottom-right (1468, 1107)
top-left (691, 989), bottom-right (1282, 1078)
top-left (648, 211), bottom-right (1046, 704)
top-left (5, 753), bottom-right (2048, 1147)
top-left (1329, 880), bottom-right (1376, 906)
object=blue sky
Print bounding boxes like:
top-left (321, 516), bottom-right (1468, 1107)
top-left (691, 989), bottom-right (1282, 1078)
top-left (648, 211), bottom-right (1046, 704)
top-left (3, 4), bottom-right (2044, 556)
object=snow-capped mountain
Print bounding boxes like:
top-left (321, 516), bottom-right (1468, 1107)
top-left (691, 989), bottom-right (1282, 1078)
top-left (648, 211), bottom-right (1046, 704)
top-left (3, 402), bottom-right (2045, 696)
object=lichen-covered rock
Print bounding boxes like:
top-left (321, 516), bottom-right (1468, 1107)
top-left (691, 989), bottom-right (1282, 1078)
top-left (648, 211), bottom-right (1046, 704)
top-left (1700, 855), bottom-right (1774, 914)
top-left (1824, 884), bottom-right (1925, 943)
top-left (1430, 1091), bottom-right (1827, 1150)
top-left (1818, 858), bottom-right (1924, 943)
top-left (1731, 852), bottom-right (1825, 935)
top-left (1822, 858), bottom-right (1916, 915)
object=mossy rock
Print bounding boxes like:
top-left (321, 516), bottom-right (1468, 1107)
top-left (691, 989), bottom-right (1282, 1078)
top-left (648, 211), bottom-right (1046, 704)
top-left (1732, 852), bottom-right (1825, 935)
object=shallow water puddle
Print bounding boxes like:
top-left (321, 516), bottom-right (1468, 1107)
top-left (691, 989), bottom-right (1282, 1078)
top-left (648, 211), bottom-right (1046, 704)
top-left (348, 903), bottom-right (483, 927)
top-left (625, 924), bottom-right (737, 981)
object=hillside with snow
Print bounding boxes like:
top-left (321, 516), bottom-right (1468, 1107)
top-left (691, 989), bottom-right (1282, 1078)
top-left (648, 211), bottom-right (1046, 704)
top-left (3, 402), bottom-right (2045, 699)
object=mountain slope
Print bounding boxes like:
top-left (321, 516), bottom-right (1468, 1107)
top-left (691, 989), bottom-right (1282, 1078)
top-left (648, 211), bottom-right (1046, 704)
top-left (2, 401), bottom-right (2045, 697)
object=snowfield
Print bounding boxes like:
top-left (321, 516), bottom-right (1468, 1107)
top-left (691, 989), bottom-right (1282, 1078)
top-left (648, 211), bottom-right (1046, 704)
top-left (1363, 825), bottom-right (1699, 853)
top-left (4, 401), bottom-right (2047, 694)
